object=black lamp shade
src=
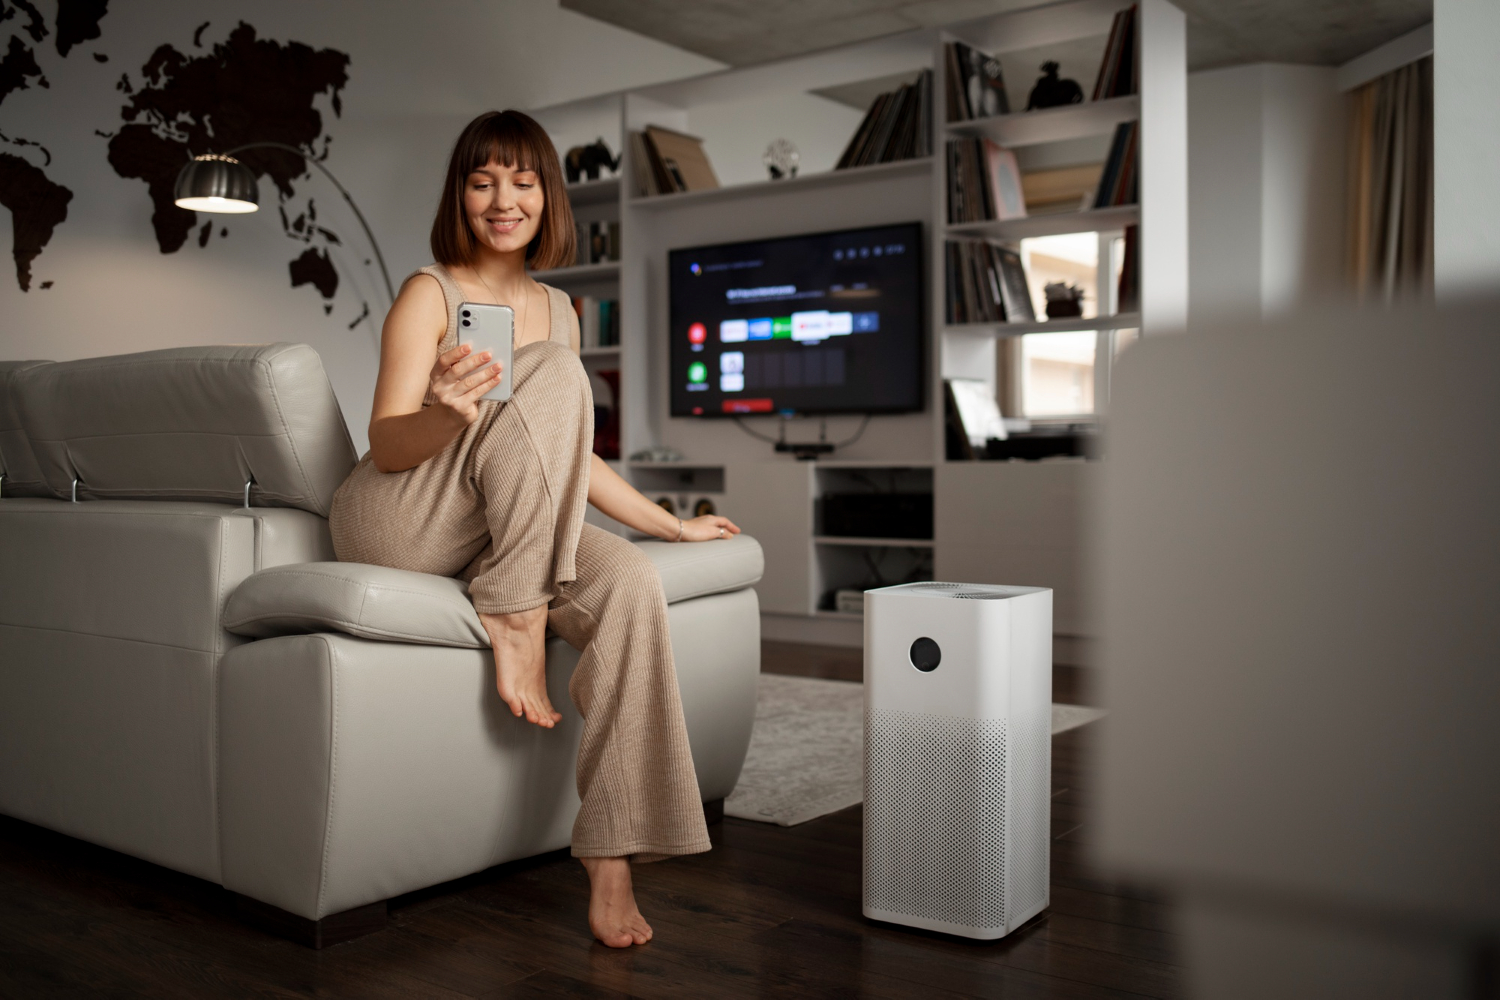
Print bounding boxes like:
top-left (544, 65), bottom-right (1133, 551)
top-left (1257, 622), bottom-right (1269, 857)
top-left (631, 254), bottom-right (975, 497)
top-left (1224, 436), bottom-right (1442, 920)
top-left (174, 154), bottom-right (259, 214)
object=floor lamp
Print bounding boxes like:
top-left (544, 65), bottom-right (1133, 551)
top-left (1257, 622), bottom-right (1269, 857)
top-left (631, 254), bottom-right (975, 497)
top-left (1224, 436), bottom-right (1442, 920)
top-left (172, 143), bottom-right (394, 304)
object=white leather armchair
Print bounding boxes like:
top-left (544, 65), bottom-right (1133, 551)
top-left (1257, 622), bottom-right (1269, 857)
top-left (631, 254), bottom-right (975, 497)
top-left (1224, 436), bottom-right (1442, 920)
top-left (0, 345), bottom-right (762, 947)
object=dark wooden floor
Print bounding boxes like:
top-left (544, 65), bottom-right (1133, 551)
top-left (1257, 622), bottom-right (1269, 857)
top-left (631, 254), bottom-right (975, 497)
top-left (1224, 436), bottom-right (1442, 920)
top-left (0, 642), bottom-right (1176, 999)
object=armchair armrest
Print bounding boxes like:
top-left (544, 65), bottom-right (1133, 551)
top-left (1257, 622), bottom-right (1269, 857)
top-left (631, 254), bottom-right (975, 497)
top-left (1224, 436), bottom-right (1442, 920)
top-left (224, 562), bottom-right (488, 648)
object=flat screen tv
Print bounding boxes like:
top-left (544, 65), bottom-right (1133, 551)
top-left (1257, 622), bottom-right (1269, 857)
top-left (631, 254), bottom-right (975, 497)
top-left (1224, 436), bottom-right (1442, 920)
top-left (668, 222), bottom-right (924, 417)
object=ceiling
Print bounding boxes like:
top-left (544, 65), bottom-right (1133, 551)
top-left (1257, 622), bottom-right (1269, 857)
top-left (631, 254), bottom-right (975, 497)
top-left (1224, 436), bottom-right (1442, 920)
top-left (560, 0), bottom-right (1432, 74)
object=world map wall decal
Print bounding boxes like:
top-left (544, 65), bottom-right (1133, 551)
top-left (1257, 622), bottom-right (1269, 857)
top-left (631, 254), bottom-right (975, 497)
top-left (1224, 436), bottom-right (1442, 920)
top-left (0, 4), bottom-right (358, 317)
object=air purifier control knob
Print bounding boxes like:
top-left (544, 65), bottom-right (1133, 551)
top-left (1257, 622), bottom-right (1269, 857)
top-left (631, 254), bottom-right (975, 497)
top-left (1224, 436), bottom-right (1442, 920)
top-left (909, 637), bottom-right (941, 672)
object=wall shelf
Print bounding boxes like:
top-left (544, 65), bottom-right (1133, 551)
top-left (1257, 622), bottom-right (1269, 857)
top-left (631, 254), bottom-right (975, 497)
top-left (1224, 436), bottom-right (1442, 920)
top-left (815, 535), bottom-right (935, 548)
top-left (627, 461), bottom-right (725, 470)
top-left (535, 261), bottom-right (620, 284)
top-left (628, 156), bottom-right (933, 212)
top-left (580, 346), bottom-right (621, 357)
top-left (565, 177), bottom-right (620, 207)
top-left (809, 459), bottom-right (936, 469)
top-left (945, 94), bottom-right (1139, 148)
top-left (944, 312), bottom-right (1142, 337)
top-left (946, 204), bottom-right (1138, 241)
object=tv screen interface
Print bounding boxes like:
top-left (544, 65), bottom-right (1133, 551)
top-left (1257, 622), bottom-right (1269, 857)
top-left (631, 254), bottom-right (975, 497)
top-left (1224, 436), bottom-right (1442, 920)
top-left (669, 222), bottom-right (924, 417)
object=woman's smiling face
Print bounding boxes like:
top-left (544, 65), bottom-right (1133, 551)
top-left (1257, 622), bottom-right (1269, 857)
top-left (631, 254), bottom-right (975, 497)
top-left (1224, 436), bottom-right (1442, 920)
top-left (464, 159), bottom-right (544, 257)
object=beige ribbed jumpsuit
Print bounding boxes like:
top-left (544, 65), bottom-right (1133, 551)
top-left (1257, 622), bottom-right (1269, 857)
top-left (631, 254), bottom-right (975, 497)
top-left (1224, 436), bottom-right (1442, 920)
top-left (330, 264), bottom-right (711, 862)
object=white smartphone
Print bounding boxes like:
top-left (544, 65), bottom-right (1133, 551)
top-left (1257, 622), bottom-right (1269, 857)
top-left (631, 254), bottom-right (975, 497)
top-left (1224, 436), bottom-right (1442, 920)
top-left (457, 302), bottom-right (514, 402)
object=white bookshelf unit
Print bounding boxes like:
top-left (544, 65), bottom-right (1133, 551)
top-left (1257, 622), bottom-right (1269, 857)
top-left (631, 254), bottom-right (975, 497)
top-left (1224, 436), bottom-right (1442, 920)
top-left (530, 0), bottom-right (1186, 651)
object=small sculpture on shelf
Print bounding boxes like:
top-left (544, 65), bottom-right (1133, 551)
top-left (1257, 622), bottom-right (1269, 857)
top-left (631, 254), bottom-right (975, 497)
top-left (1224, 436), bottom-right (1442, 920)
top-left (628, 445), bottom-right (684, 463)
top-left (565, 138), bottom-right (620, 183)
top-left (1043, 281), bottom-right (1086, 318)
top-left (763, 138), bottom-right (799, 180)
top-left (1026, 62), bottom-right (1084, 110)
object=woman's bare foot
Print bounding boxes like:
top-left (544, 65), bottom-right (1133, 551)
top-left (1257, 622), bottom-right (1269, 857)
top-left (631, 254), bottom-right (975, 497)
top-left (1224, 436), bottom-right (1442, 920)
top-left (478, 606), bottom-right (561, 727)
top-left (580, 857), bottom-right (652, 948)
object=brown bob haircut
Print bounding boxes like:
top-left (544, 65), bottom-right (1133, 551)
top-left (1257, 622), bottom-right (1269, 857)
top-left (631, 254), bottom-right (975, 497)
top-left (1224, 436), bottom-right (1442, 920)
top-left (430, 110), bottom-right (575, 271)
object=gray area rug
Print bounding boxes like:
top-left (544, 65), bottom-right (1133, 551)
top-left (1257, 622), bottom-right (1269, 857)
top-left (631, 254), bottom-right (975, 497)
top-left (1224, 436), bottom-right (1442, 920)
top-left (724, 674), bottom-right (1108, 827)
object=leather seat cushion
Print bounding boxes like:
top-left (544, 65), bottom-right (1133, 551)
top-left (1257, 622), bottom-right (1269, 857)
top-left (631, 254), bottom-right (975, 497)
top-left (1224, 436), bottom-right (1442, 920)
top-left (224, 535), bottom-right (763, 648)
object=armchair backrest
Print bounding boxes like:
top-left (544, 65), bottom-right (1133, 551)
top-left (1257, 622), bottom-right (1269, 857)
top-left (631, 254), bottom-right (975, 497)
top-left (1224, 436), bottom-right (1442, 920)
top-left (6, 343), bottom-right (356, 516)
top-left (0, 360), bottom-right (53, 497)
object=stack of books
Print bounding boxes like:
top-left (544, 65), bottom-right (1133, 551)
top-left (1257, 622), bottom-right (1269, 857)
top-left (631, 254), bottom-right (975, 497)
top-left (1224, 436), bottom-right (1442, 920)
top-left (573, 220), bottom-right (620, 266)
top-left (835, 70), bottom-right (933, 170)
top-left (944, 42), bottom-right (1011, 122)
top-left (1092, 121), bottom-right (1139, 208)
top-left (944, 240), bottom-right (1035, 325)
top-left (946, 137), bottom-right (1026, 224)
top-left (629, 125), bottom-right (719, 197)
top-left (1093, 4), bottom-right (1139, 100)
top-left (571, 296), bottom-right (619, 349)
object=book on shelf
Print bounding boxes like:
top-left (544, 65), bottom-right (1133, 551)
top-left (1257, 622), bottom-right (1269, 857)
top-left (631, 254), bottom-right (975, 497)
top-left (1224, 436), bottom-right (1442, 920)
top-left (1092, 4), bottom-right (1139, 101)
top-left (570, 296), bottom-right (620, 349)
top-left (1117, 224), bottom-right (1139, 313)
top-left (946, 137), bottom-right (1027, 224)
top-left (1092, 120), bottom-right (1139, 208)
top-left (1021, 164), bottom-right (1105, 215)
top-left (944, 239), bottom-right (1036, 325)
top-left (572, 220), bottom-right (621, 267)
top-left (629, 125), bottom-right (719, 197)
top-left (943, 41), bottom-right (1011, 122)
top-left (835, 69), bottom-right (932, 170)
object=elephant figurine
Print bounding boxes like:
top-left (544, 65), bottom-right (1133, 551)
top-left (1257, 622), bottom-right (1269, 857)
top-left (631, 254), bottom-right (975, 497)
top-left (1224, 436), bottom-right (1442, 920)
top-left (565, 139), bottom-right (621, 183)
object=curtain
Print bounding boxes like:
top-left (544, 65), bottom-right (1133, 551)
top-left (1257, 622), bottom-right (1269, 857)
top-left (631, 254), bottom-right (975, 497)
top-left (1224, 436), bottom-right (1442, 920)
top-left (1347, 56), bottom-right (1434, 301)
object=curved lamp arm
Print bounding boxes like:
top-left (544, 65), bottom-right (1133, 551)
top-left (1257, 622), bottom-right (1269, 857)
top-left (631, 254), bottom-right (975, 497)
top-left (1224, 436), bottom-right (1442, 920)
top-left (226, 140), bottom-right (395, 304)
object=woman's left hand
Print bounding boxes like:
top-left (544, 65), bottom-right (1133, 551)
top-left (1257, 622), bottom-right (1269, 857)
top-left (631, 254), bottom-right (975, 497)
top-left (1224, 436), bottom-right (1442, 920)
top-left (680, 515), bottom-right (741, 542)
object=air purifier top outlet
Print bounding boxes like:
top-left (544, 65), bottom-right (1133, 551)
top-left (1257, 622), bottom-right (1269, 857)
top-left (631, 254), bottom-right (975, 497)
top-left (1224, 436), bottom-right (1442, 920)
top-left (864, 581), bottom-right (1052, 719)
top-left (887, 582), bottom-right (1047, 601)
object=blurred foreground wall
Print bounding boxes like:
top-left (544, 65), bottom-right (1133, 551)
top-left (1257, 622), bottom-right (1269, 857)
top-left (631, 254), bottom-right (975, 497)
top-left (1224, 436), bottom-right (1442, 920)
top-left (1096, 299), bottom-right (1500, 999)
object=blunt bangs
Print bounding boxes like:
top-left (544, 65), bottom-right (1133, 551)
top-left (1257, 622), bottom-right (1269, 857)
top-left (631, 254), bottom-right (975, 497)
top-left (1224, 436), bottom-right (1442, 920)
top-left (431, 110), bottom-right (575, 271)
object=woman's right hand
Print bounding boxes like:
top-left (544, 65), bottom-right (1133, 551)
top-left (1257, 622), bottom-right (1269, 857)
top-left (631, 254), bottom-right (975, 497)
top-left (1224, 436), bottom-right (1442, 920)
top-left (428, 343), bottom-right (503, 427)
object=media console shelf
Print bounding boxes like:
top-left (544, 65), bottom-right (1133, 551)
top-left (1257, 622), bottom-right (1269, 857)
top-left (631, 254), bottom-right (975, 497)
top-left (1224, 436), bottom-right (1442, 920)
top-left (814, 537), bottom-right (937, 549)
top-left (529, 0), bottom-right (1186, 650)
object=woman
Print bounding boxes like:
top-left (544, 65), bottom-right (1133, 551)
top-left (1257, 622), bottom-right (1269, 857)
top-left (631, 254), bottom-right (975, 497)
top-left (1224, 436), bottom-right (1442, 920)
top-left (329, 110), bottom-right (740, 949)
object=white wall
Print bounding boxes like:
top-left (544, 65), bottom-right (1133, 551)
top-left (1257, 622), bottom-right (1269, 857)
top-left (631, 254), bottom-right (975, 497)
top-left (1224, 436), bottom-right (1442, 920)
top-left (1434, 0), bottom-right (1500, 297)
top-left (1187, 64), bottom-right (1346, 327)
top-left (0, 1), bottom-right (721, 453)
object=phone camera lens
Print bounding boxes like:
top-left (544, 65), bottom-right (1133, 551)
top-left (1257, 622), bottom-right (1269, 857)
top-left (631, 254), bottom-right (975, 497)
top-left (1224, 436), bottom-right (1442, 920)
top-left (461, 319), bottom-right (471, 327)
top-left (461, 309), bottom-right (471, 318)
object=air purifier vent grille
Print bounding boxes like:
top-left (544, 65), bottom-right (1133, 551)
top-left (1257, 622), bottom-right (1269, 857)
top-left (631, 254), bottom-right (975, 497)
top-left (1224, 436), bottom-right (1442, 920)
top-left (1006, 716), bottom-right (1051, 920)
top-left (865, 710), bottom-right (1007, 929)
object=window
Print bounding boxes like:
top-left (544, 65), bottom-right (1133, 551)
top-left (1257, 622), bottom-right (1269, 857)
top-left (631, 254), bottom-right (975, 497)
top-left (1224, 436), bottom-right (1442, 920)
top-left (1002, 232), bottom-right (1137, 421)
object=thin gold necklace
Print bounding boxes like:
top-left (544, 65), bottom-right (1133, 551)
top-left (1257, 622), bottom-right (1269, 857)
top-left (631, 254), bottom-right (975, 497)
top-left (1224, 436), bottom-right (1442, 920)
top-left (474, 266), bottom-right (528, 344)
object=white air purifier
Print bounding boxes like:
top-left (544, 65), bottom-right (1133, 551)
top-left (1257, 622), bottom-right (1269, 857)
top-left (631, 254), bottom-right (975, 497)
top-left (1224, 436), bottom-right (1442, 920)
top-left (863, 581), bottom-right (1052, 940)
